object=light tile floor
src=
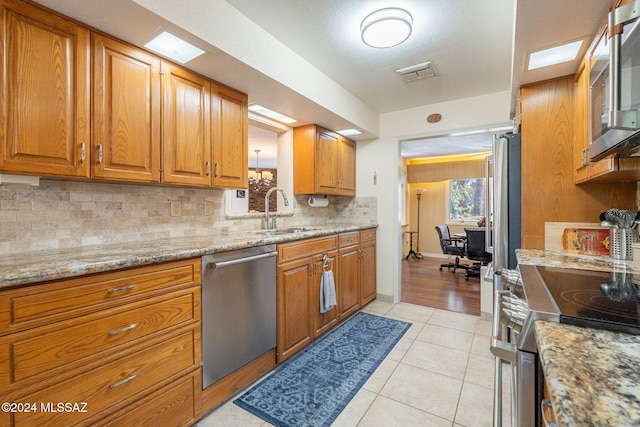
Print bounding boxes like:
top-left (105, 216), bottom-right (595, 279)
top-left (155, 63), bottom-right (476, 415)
top-left (196, 301), bottom-right (512, 427)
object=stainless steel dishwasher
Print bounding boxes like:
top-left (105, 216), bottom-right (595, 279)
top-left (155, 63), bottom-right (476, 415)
top-left (201, 244), bottom-right (277, 389)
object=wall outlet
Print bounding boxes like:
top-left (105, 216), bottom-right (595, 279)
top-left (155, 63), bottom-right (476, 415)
top-left (170, 201), bottom-right (182, 217)
top-left (203, 201), bottom-right (213, 216)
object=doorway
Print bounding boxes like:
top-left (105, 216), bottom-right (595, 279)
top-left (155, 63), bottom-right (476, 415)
top-left (398, 130), bottom-right (499, 316)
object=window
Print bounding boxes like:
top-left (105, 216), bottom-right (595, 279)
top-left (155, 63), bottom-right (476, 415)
top-left (447, 178), bottom-right (485, 224)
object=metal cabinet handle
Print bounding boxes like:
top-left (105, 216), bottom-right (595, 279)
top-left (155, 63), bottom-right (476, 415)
top-left (207, 251), bottom-right (277, 270)
top-left (108, 323), bottom-right (137, 336)
top-left (206, 161), bottom-right (211, 176)
top-left (97, 144), bottom-right (103, 165)
top-left (81, 143), bottom-right (86, 164)
top-left (107, 285), bottom-right (135, 294)
top-left (214, 162), bottom-right (219, 178)
top-left (541, 399), bottom-right (557, 427)
top-left (109, 373), bottom-right (136, 388)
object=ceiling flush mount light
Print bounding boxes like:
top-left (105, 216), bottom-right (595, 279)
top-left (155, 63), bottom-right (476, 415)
top-left (361, 7), bottom-right (413, 48)
top-left (144, 31), bottom-right (204, 64)
top-left (527, 40), bottom-right (583, 70)
top-left (248, 104), bottom-right (297, 124)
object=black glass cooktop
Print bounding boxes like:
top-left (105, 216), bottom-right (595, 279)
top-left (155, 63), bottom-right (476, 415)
top-left (536, 266), bottom-right (640, 335)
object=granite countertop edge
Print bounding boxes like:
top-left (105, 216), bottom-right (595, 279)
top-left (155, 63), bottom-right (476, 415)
top-left (0, 224), bottom-right (376, 289)
top-left (518, 249), bottom-right (640, 426)
top-left (534, 321), bottom-right (640, 426)
top-left (516, 248), bottom-right (639, 273)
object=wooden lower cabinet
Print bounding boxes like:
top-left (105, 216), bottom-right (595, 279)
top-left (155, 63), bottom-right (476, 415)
top-left (277, 255), bottom-right (315, 362)
top-left (101, 369), bottom-right (200, 427)
top-left (277, 229), bottom-right (377, 362)
top-left (311, 250), bottom-right (339, 337)
top-left (338, 242), bottom-right (360, 321)
top-left (0, 259), bottom-right (202, 427)
top-left (277, 236), bottom-right (338, 362)
top-left (360, 230), bottom-right (377, 306)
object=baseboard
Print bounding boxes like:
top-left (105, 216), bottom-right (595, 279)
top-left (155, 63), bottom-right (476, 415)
top-left (375, 293), bottom-right (393, 303)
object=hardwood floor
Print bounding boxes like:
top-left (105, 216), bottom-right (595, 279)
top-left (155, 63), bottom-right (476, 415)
top-left (401, 256), bottom-right (481, 316)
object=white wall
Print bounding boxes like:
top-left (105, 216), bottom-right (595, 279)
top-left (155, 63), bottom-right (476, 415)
top-left (357, 90), bottom-right (512, 301)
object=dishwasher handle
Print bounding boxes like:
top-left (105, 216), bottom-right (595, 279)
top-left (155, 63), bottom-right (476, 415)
top-left (207, 251), bottom-right (277, 270)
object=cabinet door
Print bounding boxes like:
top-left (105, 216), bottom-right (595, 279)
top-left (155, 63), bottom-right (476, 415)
top-left (311, 250), bottom-right (338, 339)
top-left (337, 245), bottom-right (360, 321)
top-left (0, 0), bottom-right (89, 177)
top-left (162, 62), bottom-right (212, 186)
top-left (573, 59), bottom-right (589, 183)
top-left (277, 257), bottom-right (313, 362)
top-left (339, 136), bottom-right (356, 195)
top-left (212, 84), bottom-right (248, 189)
top-left (360, 240), bottom-right (376, 306)
top-left (92, 34), bottom-right (161, 182)
top-left (315, 129), bottom-right (340, 194)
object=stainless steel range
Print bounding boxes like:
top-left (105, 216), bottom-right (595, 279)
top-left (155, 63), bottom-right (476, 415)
top-left (490, 264), bottom-right (640, 427)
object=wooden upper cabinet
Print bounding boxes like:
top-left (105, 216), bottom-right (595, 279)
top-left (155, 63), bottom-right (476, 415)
top-left (211, 84), bottom-right (248, 189)
top-left (315, 129), bottom-right (340, 193)
top-left (0, 0), bottom-right (90, 178)
top-left (573, 57), bottom-right (590, 183)
top-left (162, 62), bottom-right (212, 187)
top-left (92, 34), bottom-right (161, 182)
top-left (339, 136), bottom-right (356, 194)
top-left (293, 124), bottom-right (356, 196)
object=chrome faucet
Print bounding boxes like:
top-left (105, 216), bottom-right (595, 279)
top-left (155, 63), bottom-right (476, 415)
top-left (264, 187), bottom-right (289, 229)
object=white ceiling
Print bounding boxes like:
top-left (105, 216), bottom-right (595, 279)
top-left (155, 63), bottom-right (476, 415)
top-left (34, 0), bottom-right (612, 159)
top-left (226, 0), bottom-right (514, 114)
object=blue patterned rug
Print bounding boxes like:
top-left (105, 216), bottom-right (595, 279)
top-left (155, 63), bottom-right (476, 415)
top-left (234, 311), bottom-right (411, 427)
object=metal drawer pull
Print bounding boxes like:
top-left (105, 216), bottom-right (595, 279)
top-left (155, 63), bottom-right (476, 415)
top-left (109, 373), bottom-right (136, 388)
top-left (107, 285), bottom-right (135, 294)
top-left (207, 251), bottom-right (277, 269)
top-left (108, 323), bottom-right (137, 336)
top-left (541, 399), bottom-right (557, 427)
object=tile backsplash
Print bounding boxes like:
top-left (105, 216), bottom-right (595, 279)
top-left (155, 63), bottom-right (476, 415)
top-left (0, 180), bottom-right (377, 254)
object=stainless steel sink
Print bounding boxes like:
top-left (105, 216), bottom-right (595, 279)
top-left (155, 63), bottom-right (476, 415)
top-left (253, 227), bottom-right (315, 235)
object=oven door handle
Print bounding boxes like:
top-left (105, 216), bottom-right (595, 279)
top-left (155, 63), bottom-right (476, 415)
top-left (490, 290), bottom-right (517, 363)
top-left (491, 289), bottom-right (517, 427)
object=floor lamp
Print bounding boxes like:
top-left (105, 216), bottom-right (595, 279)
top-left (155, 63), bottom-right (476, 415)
top-left (406, 189), bottom-right (426, 260)
top-left (415, 190), bottom-right (425, 259)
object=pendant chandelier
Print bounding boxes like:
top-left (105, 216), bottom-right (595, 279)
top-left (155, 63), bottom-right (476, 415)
top-left (248, 149), bottom-right (273, 191)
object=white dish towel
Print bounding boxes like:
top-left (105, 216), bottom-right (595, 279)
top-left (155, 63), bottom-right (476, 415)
top-left (320, 270), bottom-right (337, 313)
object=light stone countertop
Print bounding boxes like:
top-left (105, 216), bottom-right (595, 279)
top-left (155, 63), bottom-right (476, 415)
top-left (0, 225), bottom-right (375, 289)
top-left (516, 248), bottom-right (640, 273)
top-left (534, 321), bottom-right (640, 426)
top-left (517, 249), bottom-right (640, 426)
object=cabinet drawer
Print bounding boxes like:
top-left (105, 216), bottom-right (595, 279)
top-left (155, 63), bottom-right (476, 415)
top-left (100, 370), bottom-right (198, 427)
top-left (0, 258), bottom-right (200, 335)
top-left (278, 236), bottom-right (337, 262)
top-left (5, 289), bottom-right (197, 387)
top-left (339, 232), bottom-right (359, 247)
top-left (359, 228), bottom-right (376, 243)
top-left (13, 329), bottom-right (197, 427)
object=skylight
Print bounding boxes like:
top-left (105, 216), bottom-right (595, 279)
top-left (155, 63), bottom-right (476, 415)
top-left (527, 40), bottom-right (583, 70)
top-left (337, 129), bottom-right (362, 136)
top-left (144, 31), bottom-right (205, 64)
top-left (248, 105), bottom-right (297, 124)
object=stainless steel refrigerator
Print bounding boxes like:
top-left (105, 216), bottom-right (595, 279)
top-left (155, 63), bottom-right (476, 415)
top-left (486, 132), bottom-right (522, 427)
top-left (485, 132), bottom-right (521, 271)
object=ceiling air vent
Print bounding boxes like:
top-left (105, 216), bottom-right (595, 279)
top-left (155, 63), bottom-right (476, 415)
top-left (396, 61), bottom-right (437, 83)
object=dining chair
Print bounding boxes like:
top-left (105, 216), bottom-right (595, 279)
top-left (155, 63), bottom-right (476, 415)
top-left (464, 228), bottom-right (492, 280)
top-left (435, 225), bottom-right (469, 273)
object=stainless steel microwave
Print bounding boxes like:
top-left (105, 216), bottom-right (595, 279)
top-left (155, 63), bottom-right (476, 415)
top-left (589, 1), bottom-right (640, 161)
